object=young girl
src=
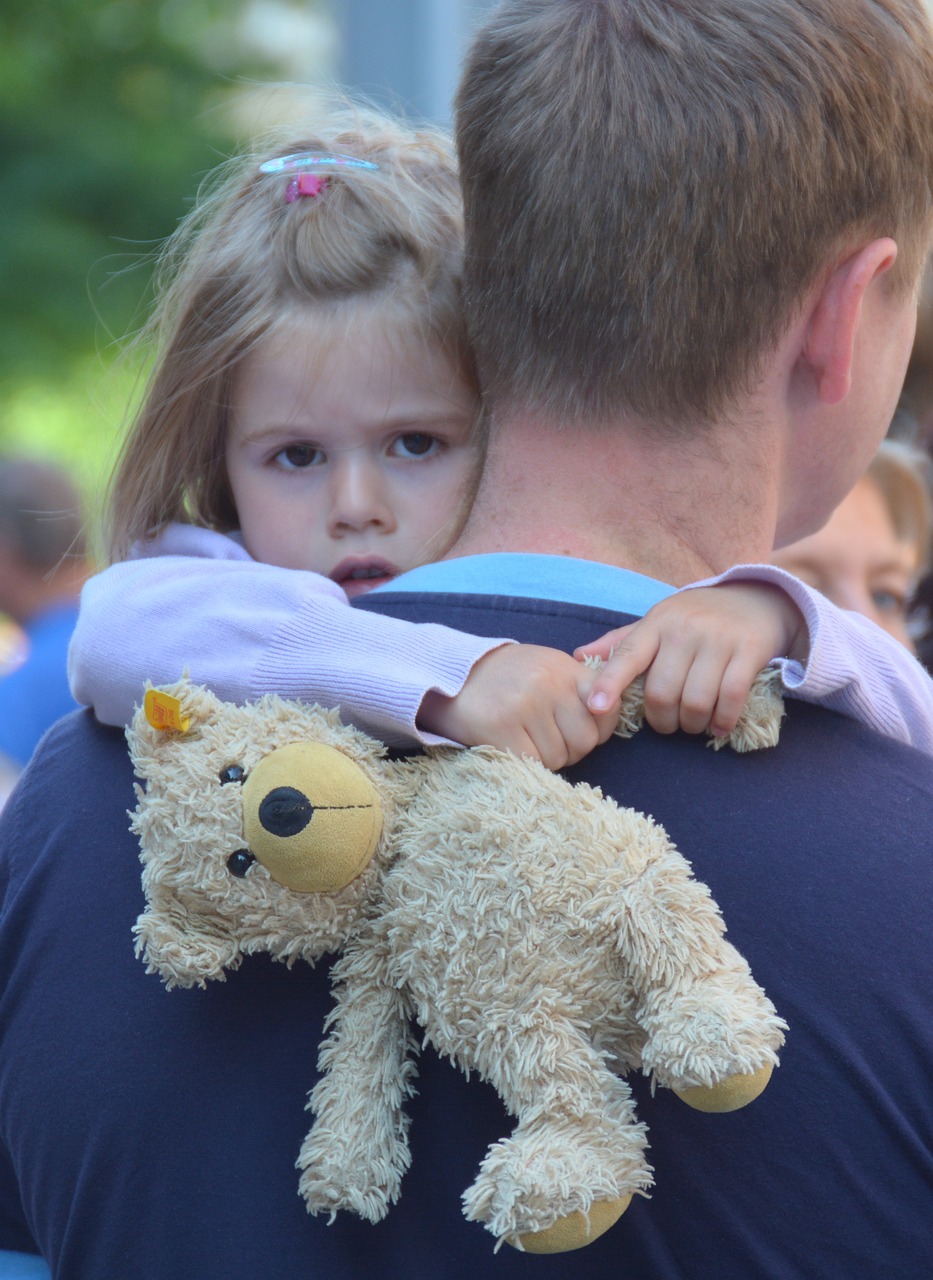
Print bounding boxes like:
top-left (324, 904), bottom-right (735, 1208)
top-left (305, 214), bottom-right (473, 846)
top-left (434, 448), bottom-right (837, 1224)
top-left (68, 108), bottom-right (933, 763)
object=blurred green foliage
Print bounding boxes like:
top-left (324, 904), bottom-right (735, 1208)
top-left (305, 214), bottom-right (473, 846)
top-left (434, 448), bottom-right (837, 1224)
top-left (0, 0), bottom-right (300, 523)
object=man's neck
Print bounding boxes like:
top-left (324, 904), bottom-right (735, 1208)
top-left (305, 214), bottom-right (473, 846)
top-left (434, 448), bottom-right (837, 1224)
top-left (449, 410), bottom-right (781, 587)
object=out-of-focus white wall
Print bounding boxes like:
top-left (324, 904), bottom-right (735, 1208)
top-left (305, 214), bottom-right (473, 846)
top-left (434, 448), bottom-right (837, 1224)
top-left (222, 0), bottom-right (493, 144)
top-left (333, 0), bottom-right (498, 123)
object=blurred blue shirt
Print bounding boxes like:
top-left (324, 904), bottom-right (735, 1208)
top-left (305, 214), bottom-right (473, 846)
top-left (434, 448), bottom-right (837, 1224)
top-left (0, 602), bottom-right (79, 769)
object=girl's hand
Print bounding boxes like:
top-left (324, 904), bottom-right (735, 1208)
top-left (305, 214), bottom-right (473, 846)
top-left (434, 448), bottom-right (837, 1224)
top-left (418, 643), bottom-right (620, 770)
top-left (576, 583), bottom-right (808, 738)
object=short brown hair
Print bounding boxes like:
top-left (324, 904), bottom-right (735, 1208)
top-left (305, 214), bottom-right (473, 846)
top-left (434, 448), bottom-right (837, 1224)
top-left (456, 0), bottom-right (933, 431)
top-left (107, 105), bottom-right (473, 561)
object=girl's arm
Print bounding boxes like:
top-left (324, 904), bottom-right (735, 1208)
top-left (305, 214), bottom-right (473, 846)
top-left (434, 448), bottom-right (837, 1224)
top-left (579, 563), bottom-right (933, 754)
top-left (69, 525), bottom-right (615, 766)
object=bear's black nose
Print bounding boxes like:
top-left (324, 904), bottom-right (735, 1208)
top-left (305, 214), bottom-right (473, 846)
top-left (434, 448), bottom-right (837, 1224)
top-left (258, 786), bottom-right (314, 837)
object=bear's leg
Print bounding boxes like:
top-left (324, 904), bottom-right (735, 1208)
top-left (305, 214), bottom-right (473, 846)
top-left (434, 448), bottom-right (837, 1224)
top-left (636, 963), bottom-right (783, 1103)
top-left (604, 849), bottom-right (786, 1096)
top-left (460, 1003), bottom-right (651, 1251)
top-left (298, 945), bottom-right (417, 1223)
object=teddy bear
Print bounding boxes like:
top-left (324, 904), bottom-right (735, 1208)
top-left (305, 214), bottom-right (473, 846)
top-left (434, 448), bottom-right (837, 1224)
top-left (128, 674), bottom-right (787, 1254)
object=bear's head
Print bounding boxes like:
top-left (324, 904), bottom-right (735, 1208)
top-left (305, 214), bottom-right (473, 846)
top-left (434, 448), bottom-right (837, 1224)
top-left (128, 679), bottom-right (401, 988)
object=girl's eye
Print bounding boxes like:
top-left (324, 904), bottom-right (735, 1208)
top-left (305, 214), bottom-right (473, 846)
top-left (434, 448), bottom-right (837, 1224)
top-left (274, 444), bottom-right (324, 469)
top-left (392, 433), bottom-right (441, 459)
top-left (871, 588), bottom-right (907, 616)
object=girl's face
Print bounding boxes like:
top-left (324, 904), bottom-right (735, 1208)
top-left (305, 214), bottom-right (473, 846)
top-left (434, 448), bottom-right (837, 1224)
top-left (226, 308), bottom-right (479, 596)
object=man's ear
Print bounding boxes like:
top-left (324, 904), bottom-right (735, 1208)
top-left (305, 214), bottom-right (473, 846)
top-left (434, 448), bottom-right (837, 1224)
top-left (801, 238), bottom-right (898, 405)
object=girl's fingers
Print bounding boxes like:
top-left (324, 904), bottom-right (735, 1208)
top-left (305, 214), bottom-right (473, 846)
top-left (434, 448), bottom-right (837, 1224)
top-left (501, 727), bottom-right (548, 766)
top-left (584, 626), bottom-right (660, 712)
top-left (708, 655), bottom-right (762, 737)
top-left (677, 652), bottom-right (734, 735)
top-left (555, 702), bottom-right (602, 766)
top-left (641, 631), bottom-right (737, 735)
top-left (640, 639), bottom-right (701, 734)
top-left (574, 624), bottom-right (635, 661)
top-left (519, 715), bottom-right (576, 771)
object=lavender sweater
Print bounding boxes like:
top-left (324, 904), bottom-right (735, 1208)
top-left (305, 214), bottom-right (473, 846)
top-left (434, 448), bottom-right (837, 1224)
top-left (67, 524), bottom-right (933, 753)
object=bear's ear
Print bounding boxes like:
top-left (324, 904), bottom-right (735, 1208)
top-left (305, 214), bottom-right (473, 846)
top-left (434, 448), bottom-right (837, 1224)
top-left (134, 896), bottom-right (243, 990)
top-left (126, 677), bottom-right (224, 767)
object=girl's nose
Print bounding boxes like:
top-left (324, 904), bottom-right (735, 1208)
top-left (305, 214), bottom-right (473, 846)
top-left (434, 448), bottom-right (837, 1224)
top-left (326, 455), bottom-right (396, 535)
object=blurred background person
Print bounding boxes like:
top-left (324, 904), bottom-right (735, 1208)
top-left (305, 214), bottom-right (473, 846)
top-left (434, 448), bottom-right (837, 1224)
top-left (897, 256), bottom-right (933, 667)
top-left (771, 438), bottom-right (932, 653)
top-left (0, 457), bottom-right (88, 790)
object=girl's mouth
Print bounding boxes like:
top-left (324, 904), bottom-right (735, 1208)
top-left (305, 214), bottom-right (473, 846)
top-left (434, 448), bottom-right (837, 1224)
top-left (330, 557), bottom-right (399, 598)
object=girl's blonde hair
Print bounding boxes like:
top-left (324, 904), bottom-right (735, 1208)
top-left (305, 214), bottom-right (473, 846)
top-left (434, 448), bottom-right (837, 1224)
top-left (106, 105), bottom-right (472, 562)
top-left (870, 438), bottom-right (933, 577)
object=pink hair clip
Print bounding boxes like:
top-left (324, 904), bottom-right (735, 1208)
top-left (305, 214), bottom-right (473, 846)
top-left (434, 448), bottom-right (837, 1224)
top-left (285, 173), bottom-right (328, 202)
top-left (260, 151), bottom-right (378, 206)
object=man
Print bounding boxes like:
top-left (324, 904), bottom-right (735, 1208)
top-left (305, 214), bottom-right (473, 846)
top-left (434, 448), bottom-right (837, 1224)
top-left (364, 0), bottom-right (933, 1271)
top-left (2, 2), bottom-right (932, 1276)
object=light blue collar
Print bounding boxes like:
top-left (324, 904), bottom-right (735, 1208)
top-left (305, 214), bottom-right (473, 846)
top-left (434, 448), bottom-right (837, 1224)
top-left (374, 553), bottom-right (675, 616)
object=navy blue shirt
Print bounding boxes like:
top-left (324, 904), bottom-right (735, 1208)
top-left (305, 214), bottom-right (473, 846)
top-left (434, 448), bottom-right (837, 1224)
top-left (1, 591), bottom-right (932, 1278)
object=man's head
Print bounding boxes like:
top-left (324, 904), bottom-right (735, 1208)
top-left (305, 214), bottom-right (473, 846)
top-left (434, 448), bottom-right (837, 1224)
top-left (456, 0), bottom-right (933, 433)
top-left (0, 457), bottom-right (86, 624)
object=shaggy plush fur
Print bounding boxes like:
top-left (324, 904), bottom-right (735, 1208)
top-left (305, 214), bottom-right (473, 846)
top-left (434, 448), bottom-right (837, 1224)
top-left (128, 675), bottom-right (786, 1252)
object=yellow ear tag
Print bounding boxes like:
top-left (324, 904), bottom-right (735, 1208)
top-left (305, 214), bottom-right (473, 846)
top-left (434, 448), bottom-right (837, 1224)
top-left (144, 689), bottom-right (190, 734)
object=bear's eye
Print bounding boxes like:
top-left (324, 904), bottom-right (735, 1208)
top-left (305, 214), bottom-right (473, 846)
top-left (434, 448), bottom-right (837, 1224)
top-left (226, 849), bottom-right (256, 878)
top-left (219, 764), bottom-right (247, 785)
